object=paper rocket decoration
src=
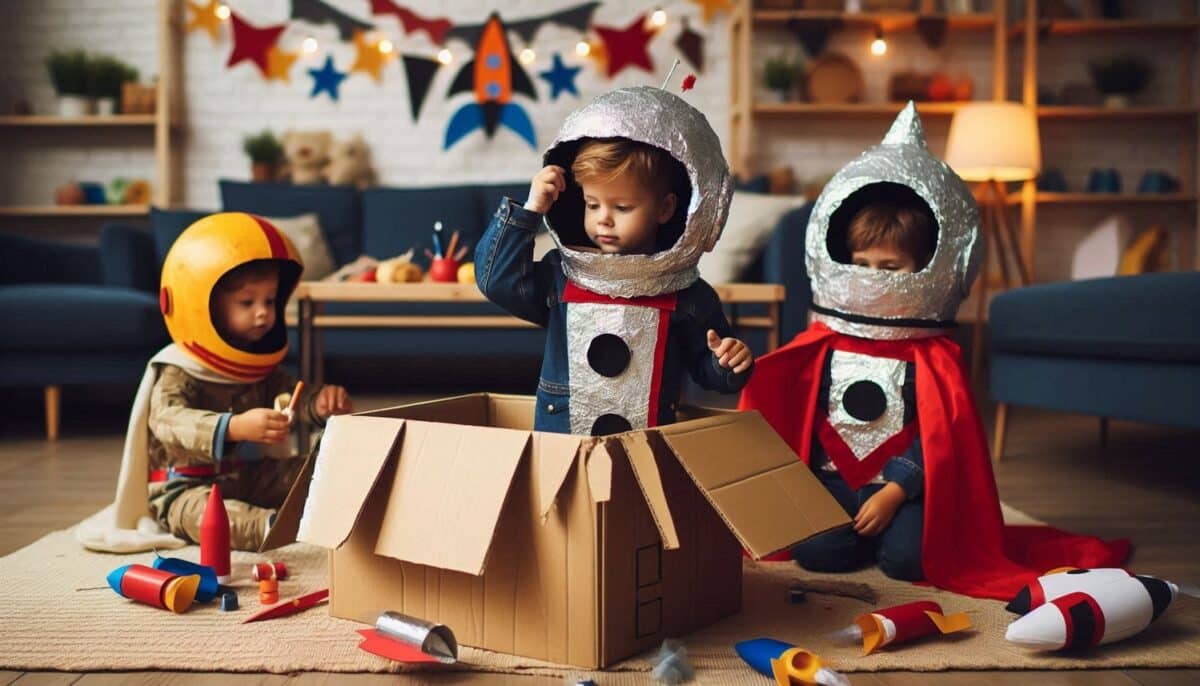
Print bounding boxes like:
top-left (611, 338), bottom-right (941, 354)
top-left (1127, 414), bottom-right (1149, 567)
top-left (370, 0), bottom-right (453, 45)
top-left (200, 484), bottom-right (231, 583)
top-left (735, 639), bottom-right (850, 686)
top-left (309, 55), bottom-right (349, 101)
top-left (152, 555), bottom-right (220, 603)
top-left (107, 564), bottom-right (201, 614)
top-left (227, 13), bottom-right (286, 77)
top-left (445, 2), bottom-right (600, 46)
top-left (675, 18), bottom-right (705, 73)
top-left (539, 53), bottom-right (581, 101)
top-left (846, 601), bottom-right (972, 655)
top-left (594, 14), bottom-right (657, 78)
top-left (402, 55), bottom-right (440, 120)
top-left (266, 46), bottom-right (299, 83)
top-left (186, 0), bottom-right (225, 42)
top-left (291, 0), bottom-right (375, 41)
top-left (350, 30), bottom-right (393, 83)
top-left (690, 0), bottom-right (733, 24)
top-left (443, 13), bottom-right (538, 151)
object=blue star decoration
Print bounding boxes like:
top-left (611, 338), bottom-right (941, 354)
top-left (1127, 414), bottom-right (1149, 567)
top-left (538, 53), bottom-right (581, 101)
top-left (308, 55), bottom-right (348, 101)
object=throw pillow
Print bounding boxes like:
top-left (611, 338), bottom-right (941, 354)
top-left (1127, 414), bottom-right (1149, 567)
top-left (265, 213), bottom-right (337, 282)
top-left (698, 192), bottom-right (807, 284)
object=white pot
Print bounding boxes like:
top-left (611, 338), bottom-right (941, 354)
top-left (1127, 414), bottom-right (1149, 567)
top-left (57, 95), bottom-right (92, 117)
top-left (95, 97), bottom-right (116, 115)
top-left (1103, 94), bottom-right (1131, 109)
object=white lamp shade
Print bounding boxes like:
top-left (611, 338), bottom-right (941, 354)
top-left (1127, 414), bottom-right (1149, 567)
top-left (945, 102), bottom-right (1042, 182)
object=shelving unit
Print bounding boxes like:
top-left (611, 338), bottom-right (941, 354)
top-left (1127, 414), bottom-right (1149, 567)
top-left (0, 0), bottom-right (183, 225)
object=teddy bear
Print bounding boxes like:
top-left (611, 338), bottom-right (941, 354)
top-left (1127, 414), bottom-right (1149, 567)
top-left (324, 134), bottom-right (377, 189)
top-left (280, 130), bottom-right (332, 185)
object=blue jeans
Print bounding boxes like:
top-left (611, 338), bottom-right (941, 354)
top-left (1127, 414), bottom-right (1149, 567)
top-left (791, 471), bottom-right (925, 581)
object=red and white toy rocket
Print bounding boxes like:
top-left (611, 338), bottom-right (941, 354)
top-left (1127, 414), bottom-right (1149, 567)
top-left (833, 600), bottom-right (972, 655)
top-left (200, 484), bottom-right (232, 583)
top-left (1005, 568), bottom-right (1180, 650)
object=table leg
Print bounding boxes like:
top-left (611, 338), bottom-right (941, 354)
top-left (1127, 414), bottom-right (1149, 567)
top-left (297, 297), bottom-right (312, 454)
top-left (767, 302), bottom-right (780, 352)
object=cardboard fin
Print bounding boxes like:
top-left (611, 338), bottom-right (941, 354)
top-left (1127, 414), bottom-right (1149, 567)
top-left (296, 416), bottom-right (404, 549)
top-left (858, 614), bottom-right (886, 656)
top-left (618, 433), bottom-right (680, 550)
top-left (260, 438), bottom-right (320, 551)
top-left (658, 411), bottom-right (850, 558)
top-left (926, 610), bottom-right (972, 635)
top-left (586, 441), bottom-right (612, 503)
top-left (374, 422), bottom-right (529, 575)
top-left (534, 433), bottom-right (583, 520)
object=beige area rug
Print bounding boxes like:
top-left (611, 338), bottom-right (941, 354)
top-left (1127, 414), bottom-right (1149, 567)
top-left (2, 507), bottom-right (1198, 682)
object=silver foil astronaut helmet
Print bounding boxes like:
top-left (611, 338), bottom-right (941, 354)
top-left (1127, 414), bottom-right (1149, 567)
top-left (806, 102), bottom-right (983, 340)
top-left (542, 86), bottom-right (734, 298)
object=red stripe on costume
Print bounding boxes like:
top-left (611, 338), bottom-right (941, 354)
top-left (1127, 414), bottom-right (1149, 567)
top-left (250, 214), bottom-right (289, 259)
top-left (561, 281), bottom-right (679, 311)
top-left (645, 307), bottom-right (672, 428)
top-left (816, 412), bottom-right (919, 491)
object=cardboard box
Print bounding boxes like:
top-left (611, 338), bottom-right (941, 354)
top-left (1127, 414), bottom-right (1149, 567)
top-left (264, 394), bottom-right (849, 668)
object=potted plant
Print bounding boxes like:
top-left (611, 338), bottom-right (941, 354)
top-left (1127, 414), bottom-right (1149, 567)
top-left (243, 130), bottom-right (284, 182)
top-left (88, 56), bottom-right (138, 115)
top-left (45, 50), bottom-right (91, 116)
top-left (1089, 56), bottom-right (1151, 108)
top-left (764, 55), bottom-right (801, 102)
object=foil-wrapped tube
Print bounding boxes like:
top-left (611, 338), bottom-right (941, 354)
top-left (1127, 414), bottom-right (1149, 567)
top-left (376, 611), bottom-right (458, 664)
top-left (806, 102), bottom-right (982, 340)
top-left (542, 86), bottom-right (734, 299)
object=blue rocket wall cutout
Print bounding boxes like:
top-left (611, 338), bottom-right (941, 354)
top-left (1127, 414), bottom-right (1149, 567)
top-left (443, 14), bottom-right (538, 150)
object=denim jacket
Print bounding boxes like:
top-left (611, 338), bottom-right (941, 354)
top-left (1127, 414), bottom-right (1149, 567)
top-left (476, 199), bottom-right (753, 434)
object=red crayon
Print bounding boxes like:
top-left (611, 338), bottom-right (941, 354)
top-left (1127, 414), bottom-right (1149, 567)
top-left (201, 484), bottom-right (232, 583)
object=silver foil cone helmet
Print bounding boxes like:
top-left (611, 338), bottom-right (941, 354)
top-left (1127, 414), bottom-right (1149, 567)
top-left (542, 86), bottom-right (734, 298)
top-left (806, 102), bottom-right (983, 340)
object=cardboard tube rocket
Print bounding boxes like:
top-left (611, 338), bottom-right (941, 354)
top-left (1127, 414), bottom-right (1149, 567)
top-left (834, 600), bottom-right (972, 655)
top-left (152, 555), bottom-right (219, 603)
top-left (200, 484), bottom-right (231, 583)
top-left (107, 563), bottom-right (201, 613)
top-left (734, 638), bottom-right (850, 686)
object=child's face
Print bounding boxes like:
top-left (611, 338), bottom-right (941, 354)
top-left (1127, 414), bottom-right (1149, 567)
top-left (581, 174), bottom-right (677, 255)
top-left (851, 244), bottom-right (920, 273)
top-left (214, 276), bottom-right (278, 346)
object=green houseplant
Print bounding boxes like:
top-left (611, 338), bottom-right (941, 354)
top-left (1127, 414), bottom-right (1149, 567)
top-left (88, 56), bottom-right (139, 115)
top-left (243, 130), bottom-right (284, 182)
top-left (764, 55), bottom-right (802, 102)
top-left (45, 50), bottom-right (91, 116)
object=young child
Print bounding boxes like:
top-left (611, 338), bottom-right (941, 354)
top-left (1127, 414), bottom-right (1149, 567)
top-left (78, 212), bottom-right (352, 553)
top-left (476, 86), bottom-right (753, 436)
top-left (739, 103), bottom-right (1128, 600)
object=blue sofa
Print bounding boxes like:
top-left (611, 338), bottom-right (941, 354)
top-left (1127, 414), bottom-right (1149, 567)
top-left (1, 179), bottom-right (814, 438)
top-left (988, 272), bottom-right (1200, 459)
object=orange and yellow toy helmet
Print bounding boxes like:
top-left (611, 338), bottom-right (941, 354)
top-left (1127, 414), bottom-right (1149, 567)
top-left (159, 212), bottom-right (303, 381)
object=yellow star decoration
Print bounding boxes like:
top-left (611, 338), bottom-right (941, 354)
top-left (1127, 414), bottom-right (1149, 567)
top-left (350, 31), bottom-right (394, 83)
top-left (689, 0), bottom-right (733, 24)
top-left (186, 0), bottom-right (225, 42)
top-left (266, 46), bottom-right (300, 83)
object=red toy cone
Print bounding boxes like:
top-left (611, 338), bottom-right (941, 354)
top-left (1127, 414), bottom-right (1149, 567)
top-left (200, 483), bottom-right (232, 583)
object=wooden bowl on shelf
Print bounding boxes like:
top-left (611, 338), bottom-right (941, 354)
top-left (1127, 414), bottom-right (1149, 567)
top-left (806, 53), bottom-right (864, 104)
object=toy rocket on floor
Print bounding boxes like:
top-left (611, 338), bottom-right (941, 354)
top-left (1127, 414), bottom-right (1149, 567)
top-left (831, 600), bottom-right (972, 655)
top-left (1005, 568), bottom-right (1186, 650)
top-left (735, 639), bottom-right (849, 686)
top-left (200, 484), bottom-right (231, 583)
top-left (107, 563), bottom-right (200, 613)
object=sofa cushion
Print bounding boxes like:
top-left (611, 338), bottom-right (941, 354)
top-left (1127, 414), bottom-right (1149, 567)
top-left (362, 186), bottom-right (484, 266)
top-left (0, 232), bottom-right (101, 285)
top-left (150, 207), bottom-right (210, 267)
top-left (989, 272), bottom-right (1200, 363)
top-left (0, 285), bottom-right (167, 352)
top-left (220, 180), bottom-right (363, 266)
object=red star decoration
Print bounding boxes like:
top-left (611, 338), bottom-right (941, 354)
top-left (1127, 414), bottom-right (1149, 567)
top-left (594, 14), bottom-right (656, 78)
top-left (227, 12), bottom-right (286, 76)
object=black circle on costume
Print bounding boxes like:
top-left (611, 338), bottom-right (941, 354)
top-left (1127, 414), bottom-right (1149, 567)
top-left (843, 380), bottom-right (887, 422)
top-left (591, 414), bottom-right (632, 436)
top-left (587, 334), bottom-right (631, 377)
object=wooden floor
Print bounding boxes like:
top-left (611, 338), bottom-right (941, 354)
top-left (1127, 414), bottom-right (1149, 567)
top-left (1, 387), bottom-right (1197, 685)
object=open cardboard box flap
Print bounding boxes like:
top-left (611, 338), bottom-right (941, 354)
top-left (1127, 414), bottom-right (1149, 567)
top-left (654, 410), bottom-right (850, 559)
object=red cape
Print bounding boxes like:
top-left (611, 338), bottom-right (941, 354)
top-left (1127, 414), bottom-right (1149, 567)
top-left (739, 322), bottom-right (1129, 600)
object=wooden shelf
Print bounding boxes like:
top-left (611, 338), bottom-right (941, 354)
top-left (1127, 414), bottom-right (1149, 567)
top-left (1037, 106), bottom-right (1200, 120)
top-left (0, 115), bottom-right (158, 127)
top-left (0, 204), bottom-right (150, 217)
top-left (1015, 192), bottom-right (1198, 206)
top-left (1009, 18), bottom-right (1200, 40)
top-left (753, 11), bottom-right (995, 32)
top-left (753, 101), bottom-right (966, 117)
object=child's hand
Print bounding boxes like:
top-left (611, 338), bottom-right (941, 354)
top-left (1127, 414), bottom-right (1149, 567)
top-left (854, 482), bottom-right (907, 537)
top-left (314, 384), bottom-right (353, 419)
top-left (524, 165), bottom-right (567, 214)
top-left (228, 408), bottom-right (290, 444)
top-left (707, 330), bottom-right (753, 373)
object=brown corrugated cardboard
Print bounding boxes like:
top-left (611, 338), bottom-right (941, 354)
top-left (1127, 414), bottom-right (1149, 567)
top-left (265, 393), bottom-right (849, 668)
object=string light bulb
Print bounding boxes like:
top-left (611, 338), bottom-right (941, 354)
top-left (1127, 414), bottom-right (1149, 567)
top-left (575, 41), bottom-right (591, 57)
top-left (518, 48), bottom-right (536, 65)
top-left (301, 36), bottom-right (319, 54)
top-left (650, 8), bottom-right (668, 28)
top-left (215, 4), bottom-right (231, 20)
top-left (437, 48), bottom-right (454, 65)
top-left (870, 28), bottom-right (887, 56)
top-left (378, 39), bottom-right (393, 55)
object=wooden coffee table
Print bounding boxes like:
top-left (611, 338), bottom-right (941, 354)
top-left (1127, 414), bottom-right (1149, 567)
top-left (290, 281), bottom-right (785, 387)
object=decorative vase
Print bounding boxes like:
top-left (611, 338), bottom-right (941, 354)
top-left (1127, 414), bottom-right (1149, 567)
top-left (57, 95), bottom-right (91, 117)
top-left (95, 97), bottom-right (116, 115)
top-left (251, 162), bottom-right (277, 183)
